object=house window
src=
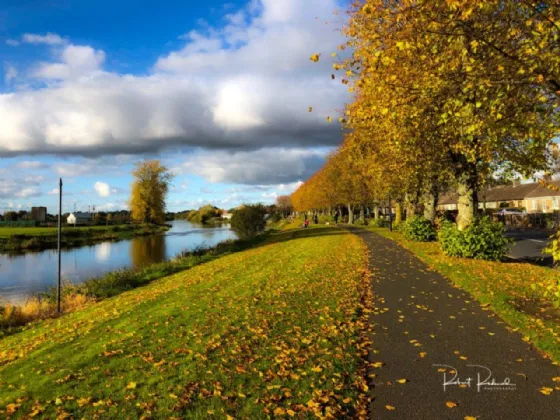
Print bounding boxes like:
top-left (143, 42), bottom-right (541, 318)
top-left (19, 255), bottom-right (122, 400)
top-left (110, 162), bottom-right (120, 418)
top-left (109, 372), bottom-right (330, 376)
top-left (533, 200), bottom-right (538, 211)
top-left (554, 198), bottom-right (560, 210)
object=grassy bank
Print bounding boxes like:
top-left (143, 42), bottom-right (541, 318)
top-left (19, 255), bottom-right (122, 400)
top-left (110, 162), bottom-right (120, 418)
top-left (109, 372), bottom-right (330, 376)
top-left (0, 224), bottom-right (169, 253)
top-left (0, 227), bottom-right (372, 418)
top-left (0, 234), bottom-right (273, 335)
top-left (369, 227), bottom-right (560, 362)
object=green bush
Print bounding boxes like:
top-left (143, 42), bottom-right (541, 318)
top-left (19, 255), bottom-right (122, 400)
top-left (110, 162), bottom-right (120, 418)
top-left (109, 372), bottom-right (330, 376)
top-left (354, 218), bottom-right (368, 226)
top-left (402, 216), bottom-right (436, 242)
top-left (369, 218), bottom-right (387, 228)
top-left (318, 214), bottom-right (335, 224)
top-left (231, 204), bottom-right (267, 239)
top-left (438, 217), bottom-right (510, 261)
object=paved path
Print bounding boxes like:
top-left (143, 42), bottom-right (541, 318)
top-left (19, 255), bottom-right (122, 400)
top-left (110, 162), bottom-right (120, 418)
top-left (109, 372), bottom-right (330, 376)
top-left (348, 228), bottom-right (560, 420)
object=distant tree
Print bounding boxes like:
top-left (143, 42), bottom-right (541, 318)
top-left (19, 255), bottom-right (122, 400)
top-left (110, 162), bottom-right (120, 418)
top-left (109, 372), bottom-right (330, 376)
top-left (276, 195), bottom-right (293, 217)
top-left (4, 211), bottom-right (17, 221)
top-left (231, 204), bottom-right (267, 239)
top-left (129, 160), bottom-right (173, 224)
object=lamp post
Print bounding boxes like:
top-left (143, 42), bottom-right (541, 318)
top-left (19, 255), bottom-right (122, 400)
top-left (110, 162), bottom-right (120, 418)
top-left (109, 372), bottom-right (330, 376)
top-left (57, 178), bottom-right (62, 313)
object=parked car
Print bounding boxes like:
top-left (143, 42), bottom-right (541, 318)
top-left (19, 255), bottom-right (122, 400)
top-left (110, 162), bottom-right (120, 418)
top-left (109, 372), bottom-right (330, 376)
top-left (495, 208), bottom-right (527, 215)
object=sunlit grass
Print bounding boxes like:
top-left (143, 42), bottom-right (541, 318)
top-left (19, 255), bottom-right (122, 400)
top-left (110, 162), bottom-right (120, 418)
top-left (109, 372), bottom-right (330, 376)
top-left (0, 227), bottom-right (372, 418)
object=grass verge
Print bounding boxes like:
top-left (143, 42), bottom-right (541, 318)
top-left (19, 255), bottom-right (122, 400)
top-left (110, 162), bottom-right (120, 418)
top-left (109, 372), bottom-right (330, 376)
top-left (369, 227), bottom-right (560, 362)
top-left (0, 224), bottom-right (170, 253)
top-left (0, 227), bottom-right (373, 419)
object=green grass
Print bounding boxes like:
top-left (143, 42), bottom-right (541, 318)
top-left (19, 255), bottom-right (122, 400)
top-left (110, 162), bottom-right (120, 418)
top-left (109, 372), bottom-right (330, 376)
top-left (369, 227), bottom-right (560, 362)
top-left (0, 227), bottom-right (372, 418)
top-left (0, 224), bottom-right (169, 252)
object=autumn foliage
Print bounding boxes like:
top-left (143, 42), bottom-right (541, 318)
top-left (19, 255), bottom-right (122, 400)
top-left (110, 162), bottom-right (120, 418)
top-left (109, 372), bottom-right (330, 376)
top-left (299, 0), bottom-right (560, 232)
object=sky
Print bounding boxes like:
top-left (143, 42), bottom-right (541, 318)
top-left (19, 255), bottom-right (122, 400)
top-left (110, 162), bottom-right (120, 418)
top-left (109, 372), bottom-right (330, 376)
top-left (0, 0), bottom-right (348, 213)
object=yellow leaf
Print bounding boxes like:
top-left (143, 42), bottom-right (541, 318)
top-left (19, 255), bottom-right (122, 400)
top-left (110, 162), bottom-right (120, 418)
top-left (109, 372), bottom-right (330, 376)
top-left (396, 379), bottom-right (408, 384)
top-left (55, 398), bottom-right (63, 406)
top-left (446, 401), bottom-right (458, 408)
top-left (539, 387), bottom-right (553, 395)
top-left (310, 53), bottom-right (320, 63)
top-left (308, 107), bottom-right (312, 112)
top-left (287, 410), bottom-right (296, 417)
top-left (127, 382), bottom-right (137, 389)
top-left (169, 393), bottom-right (178, 399)
top-left (326, 116), bottom-right (332, 123)
top-left (552, 377), bottom-right (560, 382)
top-left (274, 407), bottom-right (286, 416)
top-left (311, 366), bottom-right (323, 372)
top-left (465, 417), bottom-right (477, 420)
top-left (385, 405), bottom-right (396, 411)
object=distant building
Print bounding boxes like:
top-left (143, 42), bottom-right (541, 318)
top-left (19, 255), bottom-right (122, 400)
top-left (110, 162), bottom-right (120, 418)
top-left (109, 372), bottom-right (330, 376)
top-left (437, 181), bottom-right (560, 213)
top-left (221, 210), bottom-right (232, 220)
top-left (67, 212), bottom-right (93, 225)
top-left (31, 206), bottom-right (47, 222)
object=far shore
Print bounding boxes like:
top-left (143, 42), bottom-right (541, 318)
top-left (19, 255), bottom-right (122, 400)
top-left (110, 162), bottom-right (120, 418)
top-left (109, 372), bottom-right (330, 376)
top-left (0, 223), bottom-right (170, 253)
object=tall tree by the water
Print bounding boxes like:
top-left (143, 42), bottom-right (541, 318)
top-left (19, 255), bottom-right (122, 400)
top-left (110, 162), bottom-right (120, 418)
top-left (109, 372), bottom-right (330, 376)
top-left (129, 160), bottom-right (173, 224)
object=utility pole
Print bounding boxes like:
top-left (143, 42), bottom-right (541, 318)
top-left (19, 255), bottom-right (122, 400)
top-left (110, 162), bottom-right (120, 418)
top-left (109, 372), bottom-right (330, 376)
top-left (57, 178), bottom-right (62, 313)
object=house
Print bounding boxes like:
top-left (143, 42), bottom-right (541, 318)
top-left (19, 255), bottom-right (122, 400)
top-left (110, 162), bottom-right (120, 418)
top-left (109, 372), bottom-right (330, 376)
top-left (67, 212), bottom-right (93, 225)
top-left (31, 206), bottom-right (47, 222)
top-left (221, 211), bottom-right (232, 220)
top-left (437, 181), bottom-right (560, 213)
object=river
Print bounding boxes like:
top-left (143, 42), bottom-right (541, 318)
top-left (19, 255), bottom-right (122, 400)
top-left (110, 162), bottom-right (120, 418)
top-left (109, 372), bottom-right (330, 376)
top-left (0, 220), bottom-right (237, 303)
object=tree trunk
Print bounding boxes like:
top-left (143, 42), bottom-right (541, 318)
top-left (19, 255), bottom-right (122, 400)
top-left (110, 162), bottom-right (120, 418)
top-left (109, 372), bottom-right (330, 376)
top-left (394, 201), bottom-right (403, 225)
top-left (423, 182), bottom-right (438, 223)
top-left (359, 206), bottom-right (365, 222)
top-left (405, 192), bottom-right (419, 220)
top-left (456, 170), bottom-right (478, 231)
top-left (348, 204), bottom-right (355, 224)
top-left (373, 205), bottom-right (380, 220)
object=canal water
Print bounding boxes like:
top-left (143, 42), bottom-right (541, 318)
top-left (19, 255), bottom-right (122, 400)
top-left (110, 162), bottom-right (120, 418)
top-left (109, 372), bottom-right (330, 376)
top-left (0, 220), bottom-right (236, 303)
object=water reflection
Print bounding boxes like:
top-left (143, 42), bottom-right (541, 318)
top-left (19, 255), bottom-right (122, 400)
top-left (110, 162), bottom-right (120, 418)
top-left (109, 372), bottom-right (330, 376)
top-left (95, 242), bottom-right (111, 262)
top-left (130, 234), bottom-right (166, 267)
top-left (0, 220), bottom-right (236, 303)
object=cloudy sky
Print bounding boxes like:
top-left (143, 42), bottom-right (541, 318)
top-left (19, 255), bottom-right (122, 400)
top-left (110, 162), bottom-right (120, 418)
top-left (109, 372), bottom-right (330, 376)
top-left (0, 0), bottom-right (347, 213)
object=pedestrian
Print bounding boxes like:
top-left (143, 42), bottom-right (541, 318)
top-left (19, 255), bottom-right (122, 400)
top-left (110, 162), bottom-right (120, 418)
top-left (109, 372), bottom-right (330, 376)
top-left (314, 214), bottom-right (319, 224)
top-left (305, 217), bottom-right (309, 228)
top-left (334, 211), bottom-right (339, 224)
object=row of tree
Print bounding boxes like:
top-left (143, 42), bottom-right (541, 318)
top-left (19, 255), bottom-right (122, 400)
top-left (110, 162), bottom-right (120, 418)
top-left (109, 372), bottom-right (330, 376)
top-left (294, 0), bottom-right (560, 229)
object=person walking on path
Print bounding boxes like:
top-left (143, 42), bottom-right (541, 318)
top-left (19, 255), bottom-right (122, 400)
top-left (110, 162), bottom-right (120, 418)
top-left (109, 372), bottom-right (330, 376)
top-left (304, 217), bottom-right (309, 228)
top-left (334, 211), bottom-right (339, 225)
top-left (347, 226), bottom-right (560, 419)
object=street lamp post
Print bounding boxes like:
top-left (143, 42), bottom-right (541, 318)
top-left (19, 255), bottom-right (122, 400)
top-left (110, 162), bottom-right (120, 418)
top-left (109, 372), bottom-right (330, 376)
top-left (57, 178), bottom-right (62, 313)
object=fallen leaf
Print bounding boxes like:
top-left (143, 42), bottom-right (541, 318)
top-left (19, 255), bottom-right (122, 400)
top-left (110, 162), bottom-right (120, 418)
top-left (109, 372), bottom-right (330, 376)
top-left (446, 401), bottom-right (458, 408)
top-left (385, 405), bottom-right (396, 411)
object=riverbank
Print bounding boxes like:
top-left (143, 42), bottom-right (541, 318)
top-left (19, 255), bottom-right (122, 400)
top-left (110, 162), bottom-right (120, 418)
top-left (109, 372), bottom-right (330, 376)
top-left (0, 227), bottom-right (372, 418)
top-left (0, 224), bottom-right (170, 253)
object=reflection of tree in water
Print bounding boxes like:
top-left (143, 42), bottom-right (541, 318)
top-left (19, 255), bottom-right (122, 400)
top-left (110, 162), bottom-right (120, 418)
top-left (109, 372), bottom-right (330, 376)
top-left (130, 235), bottom-right (166, 267)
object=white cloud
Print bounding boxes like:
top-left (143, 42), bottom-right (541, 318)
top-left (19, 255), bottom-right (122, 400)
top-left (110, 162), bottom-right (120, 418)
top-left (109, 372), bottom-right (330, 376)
top-left (175, 147), bottom-right (327, 185)
top-left (4, 64), bottom-right (17, 84)
top-left (0, 0), bottom-right (345, 155)
top-left (6, 39), bottom-right (20, 47)
top-left (14, 187), bottom-right (40, 198)
top-left (16, 160), bottom-right (49, 169)
top-left (94, 181), bottom-right (111, 197)
top-left (22, 32), bottom-right (65, 45)
top-left (32, 44), bottom-right (106, 80)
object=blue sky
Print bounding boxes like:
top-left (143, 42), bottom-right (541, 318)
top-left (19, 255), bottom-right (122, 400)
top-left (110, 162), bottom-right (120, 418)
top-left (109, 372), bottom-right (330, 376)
top-left (0, 0), bottom-right (346, 213)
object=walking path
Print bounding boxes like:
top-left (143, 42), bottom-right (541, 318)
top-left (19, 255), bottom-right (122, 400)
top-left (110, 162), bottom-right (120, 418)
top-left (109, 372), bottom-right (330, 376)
top-left (348, 228), bottom-right (559, 419)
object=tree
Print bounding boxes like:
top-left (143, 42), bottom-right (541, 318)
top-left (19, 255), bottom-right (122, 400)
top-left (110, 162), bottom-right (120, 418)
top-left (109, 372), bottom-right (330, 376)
top-left (129, 160), bottom-right (173, 224)
top-left (231, 204), bottom-right (267, 239)
top-left (276, 195), bottom-right (293, 217)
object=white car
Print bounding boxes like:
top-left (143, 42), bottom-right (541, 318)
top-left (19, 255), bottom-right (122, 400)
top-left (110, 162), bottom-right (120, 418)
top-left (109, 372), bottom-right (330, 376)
top-left (495, 208), bottom-right (527, 215)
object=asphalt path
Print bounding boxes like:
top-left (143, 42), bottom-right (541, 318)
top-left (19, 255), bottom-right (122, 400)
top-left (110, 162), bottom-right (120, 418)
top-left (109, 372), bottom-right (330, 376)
top-left (506, 229), bottom-right (554, 267)
top-left (348, 227), bottom-right (560, 420)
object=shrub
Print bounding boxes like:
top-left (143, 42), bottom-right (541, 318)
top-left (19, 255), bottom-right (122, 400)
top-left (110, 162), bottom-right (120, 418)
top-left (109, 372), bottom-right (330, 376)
top-left (318, 214), bottom-right (335, 224)
top-left (231, 204), bottom-right (267, 239)
top-left (369, 218), bottom-right (387, 228)
top-left (402, 216), bottom-right (436, 242)
top-left (438, 217), bottom-right (510, 261)
top-left (354, 218), bottom-right (368, 226)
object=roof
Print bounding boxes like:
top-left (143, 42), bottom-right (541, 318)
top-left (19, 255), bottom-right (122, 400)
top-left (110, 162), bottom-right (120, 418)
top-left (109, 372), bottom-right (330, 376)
top-left (438, 181), bottom-right (560, 206)
top-left (525, 180), bottom-right (560, 198)
top-left (70, 212), bottom-right (93, 218)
